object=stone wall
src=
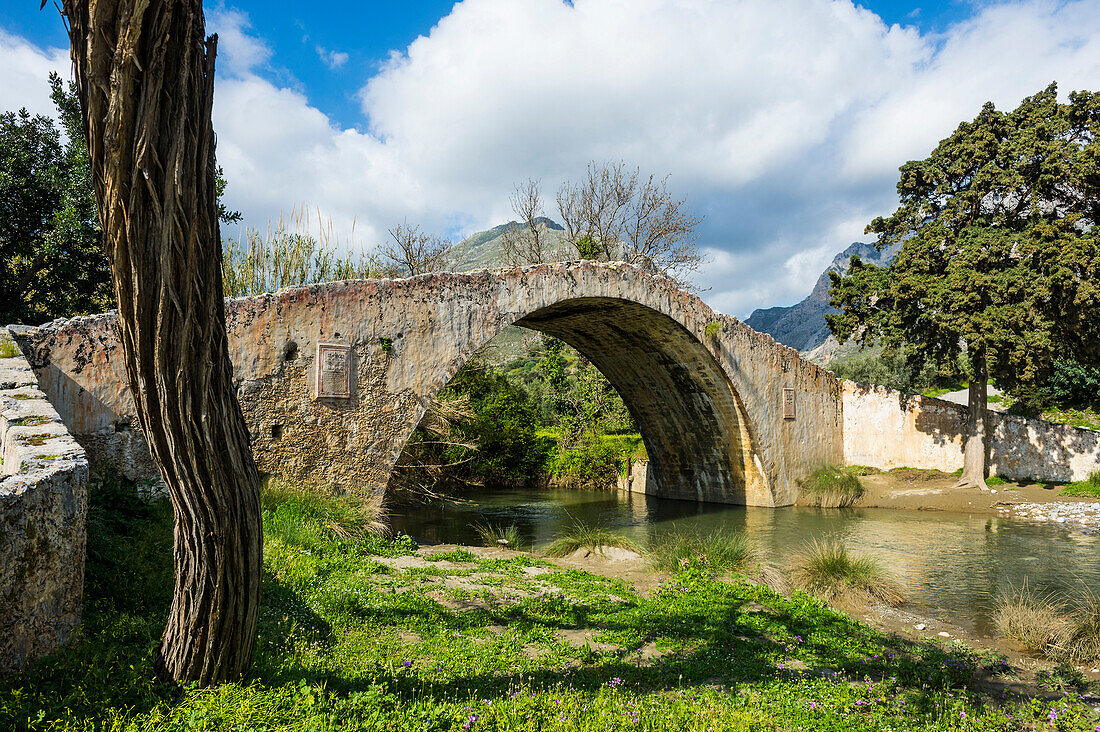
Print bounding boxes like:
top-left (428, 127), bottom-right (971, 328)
top-left (13, 262), bottom-right (845, 508)
top-left (0, 329), bottom-right (88, 677)
top-left (842, 381), bottom-right (1100, 482)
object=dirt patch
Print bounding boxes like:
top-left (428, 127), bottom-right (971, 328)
top-left (857, 471), bottom-right (1095, 516)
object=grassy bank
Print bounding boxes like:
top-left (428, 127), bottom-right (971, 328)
top-left (1, 478), bottom-right (1097, 731)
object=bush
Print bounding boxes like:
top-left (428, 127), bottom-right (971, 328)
top-left (548, 434), bottom-right (623, 490)
top-left (826, 347), bottom-right (950, 394)
top-left (1040, 360), bottom-right (1100, 407)
top-left (790, 539), bottom-right (905, 608)
top-left (796, 465), bottom-right (866, 508)
top-left (543, 519), bottom-right (640, 557)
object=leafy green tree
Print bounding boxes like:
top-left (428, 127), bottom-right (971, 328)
top-left (828, 84), bottom-right (1100, 489)
top-left (1, 74), bottom-right (110, 325)
top-left (2, 74), bottom-right (244, 325)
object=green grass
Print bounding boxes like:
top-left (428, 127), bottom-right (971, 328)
top-left (1042, 406), bottom-right (1100, 432)
top-left (543, 519), bottom-right (641, 557)
top-left (796, 465), bottom-right (866, 508)
top-left (790, 539), bottom-right (905, 609)
top-left (1, 478), bottom-right (1096, 731)
top-left (1061, 471), bottom-right (1100, 498)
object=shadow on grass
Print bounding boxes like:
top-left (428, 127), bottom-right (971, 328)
top-left (0, 480), bottom-right (1020, 730)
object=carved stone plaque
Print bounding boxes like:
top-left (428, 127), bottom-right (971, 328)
top-left (316, 343), bottom-right (352, 399)
top-left (782, 387), bottom-right (796, 420)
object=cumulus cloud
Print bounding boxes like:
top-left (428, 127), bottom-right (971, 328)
top-left (0, 28), bottom-right (68, 119)
top-left (6, 1), bottom-right (1100, 317)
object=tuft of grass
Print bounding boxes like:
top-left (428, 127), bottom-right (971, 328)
top-left (262, 477), bottom-right (389, 544)
top-left (704, 321), bottom-right (722, 341)
top-left (790, 539), bottom-right (905, 608)
top-left (0, 333), bottom-right (19, 359)
top-left (471, 521), bottom-right (529, 550)
top-left (994, 582), bottom-right (1072, 655)
top-left (543, 519), bottom-right (640, 558)
top-left (847, 465), bottom-right (881, 476)
top-left (648, 527), bottom-right (758, 576)
top-left (796, 465), bottom-right (865, 508)
top-left (1060, 471), bottom-right (1100, 498)
top-left (1061, 585), bottom-right (1100, 662)
top-left (985, 475), bottom-right (1009, 486)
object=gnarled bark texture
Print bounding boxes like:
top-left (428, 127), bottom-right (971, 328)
top-left (61, 0), bottom-right (262, 684)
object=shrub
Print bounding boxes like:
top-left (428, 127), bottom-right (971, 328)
top-left (549, 435), bottom-right (623, 490)
top-left (649, 527), bottom-right (759, 577)
top-left (543, 519), bottom-right (640, 557)
top-left (796, 465), bottom-right (865, 508)
top-left (790, 539), bottom-right (905, 608)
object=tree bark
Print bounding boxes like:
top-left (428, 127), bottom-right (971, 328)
top-left (61, 0), bottom-right (262, 684)
top-left (955, 350), bottom-right (989, 491)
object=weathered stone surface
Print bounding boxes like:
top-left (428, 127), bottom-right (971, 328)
top-left (0, 333), bottom-right (88, 677)
top-left (14, 262), bottom-right (846, 507)
top-left (842, 381), bottom-right (1100, 482)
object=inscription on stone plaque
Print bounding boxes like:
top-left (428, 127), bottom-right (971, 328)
top-left (316, 343), bottom-right (352, 399)
top-left (782, 387), bottom-right (796, 420)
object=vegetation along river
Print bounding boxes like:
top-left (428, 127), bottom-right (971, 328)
top-left (391, 488), bottom-right (1100, 638)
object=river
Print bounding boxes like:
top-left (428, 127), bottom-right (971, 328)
top-left (390, 487), bottom-right (1100, 637)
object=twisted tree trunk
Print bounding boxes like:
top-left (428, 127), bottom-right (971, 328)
top-left (61, 0), bottom-right (262, 684)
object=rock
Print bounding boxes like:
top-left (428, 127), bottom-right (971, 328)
top-left (938, 632), bottom-right (951, 638)
top-left (914, 623), bottom-right (926, 631)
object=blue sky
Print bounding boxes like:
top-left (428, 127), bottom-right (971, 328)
top-left (3, 0), bottom-right (1099, 317)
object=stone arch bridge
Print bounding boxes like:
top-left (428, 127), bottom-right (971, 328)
top-left (15, 261), bottom-right (844, 507)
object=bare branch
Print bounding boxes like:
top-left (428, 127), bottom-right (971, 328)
top-left (380, 222), bottom-right (453, 276)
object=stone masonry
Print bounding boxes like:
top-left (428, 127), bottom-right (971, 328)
top-left (1, 329), bottom-right (89, 677)
top-left (13, 262), bottom-right (845, 508)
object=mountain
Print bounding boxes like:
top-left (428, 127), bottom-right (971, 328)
top-left (450, 217), bottom-right (565, 271)
top-left (744, 241), bottom-right (899, 358)
top-left (449, 217), bottom-right (567, 364)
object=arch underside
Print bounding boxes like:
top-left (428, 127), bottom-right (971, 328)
top-left (515, 297), bottom-right (763, 505)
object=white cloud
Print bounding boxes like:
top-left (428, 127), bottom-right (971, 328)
top-left (6, 0), bottom-right (1100, 318)
top-left (316, 46), bottom-right (349, 69)
top-left (0, 28), bottom-right (68, 119)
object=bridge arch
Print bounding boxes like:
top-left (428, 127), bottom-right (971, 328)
top-left (405, 296), bottom-right (769, 505)
top-left (15, 261), bottom-right (845, 508)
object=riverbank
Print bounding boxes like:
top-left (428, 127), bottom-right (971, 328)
top-left (5, 479), bottom-right (1097, 731)
top-left (856, 468), bottom-right (1100, 527)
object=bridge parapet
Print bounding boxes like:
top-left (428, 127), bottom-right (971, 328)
top-left (0, 327), bottom-right (88, 677)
